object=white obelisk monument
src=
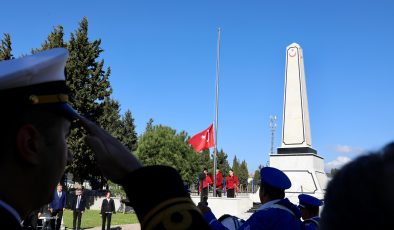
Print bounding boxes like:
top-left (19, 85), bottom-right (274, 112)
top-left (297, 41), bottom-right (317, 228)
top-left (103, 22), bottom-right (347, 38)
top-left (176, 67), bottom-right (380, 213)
top-left (269, 43), bottom-right (328, 201)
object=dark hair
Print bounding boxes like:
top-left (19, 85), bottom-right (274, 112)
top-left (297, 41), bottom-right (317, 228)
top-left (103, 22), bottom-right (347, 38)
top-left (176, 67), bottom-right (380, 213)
top-left (320, 142), bottom-right (394, 230)
top-left (301, 205), bottom-right (319, 216)
top-left (261, 183), bottom-right (285, 200)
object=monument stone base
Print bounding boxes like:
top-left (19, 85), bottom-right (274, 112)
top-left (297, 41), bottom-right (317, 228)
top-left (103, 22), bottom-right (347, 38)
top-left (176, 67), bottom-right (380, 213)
top-left (268, 152), bottom-right (328, 204)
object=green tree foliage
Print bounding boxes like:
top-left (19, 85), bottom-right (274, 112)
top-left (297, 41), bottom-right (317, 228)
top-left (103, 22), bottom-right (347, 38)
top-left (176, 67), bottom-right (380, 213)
top-left (136, 123), bottom-right (199, 184)
top-left (238, 160), bottom-right (249, 191)
top-left (119, 110), bottom-right (138, 152)
top-left (33, 25), bottom-right (66, 53)
top-left (33, 17), bottom-right (113, 186)
top-left (199, 149), bottom-right (214, 177)
top-left (97, 98), bottom-right (122, 137)
top-left (330, 168), bottom-right (339, 177)
top-left (253, 164), bottom-right (263, 184)
top-left (65, 18), bottom-right (113, 186)
top-left (4, 18), bottom-right (138, 190)
top-left (145, 118), bottom-right (154, 132)
top-left (216, 149), bottom-right (230, 177)
top-left (232, 155), bottom-right (240, 176)
top-left (0, 33), bottom-right (13, 60)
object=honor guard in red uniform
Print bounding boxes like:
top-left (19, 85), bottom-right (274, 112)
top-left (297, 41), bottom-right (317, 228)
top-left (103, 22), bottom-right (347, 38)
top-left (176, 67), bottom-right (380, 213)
top-left (215, 168), bottom-right (223, 197)
top-left (226, 169), bottom-right (239, 198)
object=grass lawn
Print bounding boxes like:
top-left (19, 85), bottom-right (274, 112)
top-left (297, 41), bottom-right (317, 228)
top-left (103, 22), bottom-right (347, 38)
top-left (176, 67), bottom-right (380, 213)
top-left (62, 210), bottom-right (139, 229)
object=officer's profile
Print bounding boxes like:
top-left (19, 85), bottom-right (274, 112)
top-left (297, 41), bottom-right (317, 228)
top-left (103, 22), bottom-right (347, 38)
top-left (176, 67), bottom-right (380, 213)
top-left (0, 48), bottom-right (212, 230)
top-left (0, 48), bottom-right (77, 229)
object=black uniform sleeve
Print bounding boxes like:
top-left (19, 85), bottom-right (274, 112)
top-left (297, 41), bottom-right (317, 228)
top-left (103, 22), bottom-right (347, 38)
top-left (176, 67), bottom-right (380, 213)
top-left (122, 165), bottom-right (211, 230)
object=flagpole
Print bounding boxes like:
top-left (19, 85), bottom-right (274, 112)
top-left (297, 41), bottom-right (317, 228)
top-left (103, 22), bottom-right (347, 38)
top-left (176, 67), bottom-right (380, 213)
top-left (213, 27), bottom-right (221, 197)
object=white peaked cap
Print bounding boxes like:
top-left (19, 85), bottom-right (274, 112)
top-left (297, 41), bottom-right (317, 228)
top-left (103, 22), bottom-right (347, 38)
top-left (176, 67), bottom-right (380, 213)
top-left (0, 48), bottom-right (79, 119)
top-left (0, 48), bottom-right (68, 89)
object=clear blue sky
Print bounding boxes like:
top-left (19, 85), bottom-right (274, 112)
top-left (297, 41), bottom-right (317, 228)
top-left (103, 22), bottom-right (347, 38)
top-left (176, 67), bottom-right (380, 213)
top-left (2, 0), bottom-right (394, 173)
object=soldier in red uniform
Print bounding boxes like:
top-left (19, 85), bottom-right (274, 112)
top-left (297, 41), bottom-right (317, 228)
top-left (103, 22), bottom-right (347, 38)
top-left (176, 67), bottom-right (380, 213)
top-left (226, 169), bottom-right (239, 198)
top-left (199, 168), bottom-right (213, 202)
top-left (215, 168), bottom-right (223, 197)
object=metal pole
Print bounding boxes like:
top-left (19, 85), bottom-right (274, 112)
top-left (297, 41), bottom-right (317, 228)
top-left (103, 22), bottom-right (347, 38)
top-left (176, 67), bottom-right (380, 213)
top-left (213, 27), bottom-right (221, 197)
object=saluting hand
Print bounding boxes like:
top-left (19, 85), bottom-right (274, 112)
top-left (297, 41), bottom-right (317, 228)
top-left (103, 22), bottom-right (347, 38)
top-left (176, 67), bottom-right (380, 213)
top-left (80, 117), bottom-right (143, 184)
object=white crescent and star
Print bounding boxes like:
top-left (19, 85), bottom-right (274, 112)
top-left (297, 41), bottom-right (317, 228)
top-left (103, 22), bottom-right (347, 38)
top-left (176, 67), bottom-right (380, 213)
top-left (288, 48), bottom-right (297, 57)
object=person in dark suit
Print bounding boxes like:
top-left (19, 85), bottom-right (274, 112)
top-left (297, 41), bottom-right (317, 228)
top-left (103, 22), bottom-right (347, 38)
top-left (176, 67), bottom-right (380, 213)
top-left (71, 187), bottom-right (86, 230)
top-left (49, 184), bottom-right (67, 230)
top-left (100, 191), bottom-right (115, 230)
top-left (0, 49), bottom-right (77, 229)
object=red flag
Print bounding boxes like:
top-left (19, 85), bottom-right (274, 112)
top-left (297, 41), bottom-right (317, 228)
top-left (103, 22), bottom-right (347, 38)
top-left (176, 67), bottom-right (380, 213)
top-left (189, 124), bottom-right (215, 152)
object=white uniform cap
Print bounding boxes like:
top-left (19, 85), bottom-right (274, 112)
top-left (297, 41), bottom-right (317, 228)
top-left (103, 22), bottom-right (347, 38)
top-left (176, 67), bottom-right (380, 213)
top-left (0, 48), bottom-right (79, 119)
top-left (0, 48), bottom-right (68, 89)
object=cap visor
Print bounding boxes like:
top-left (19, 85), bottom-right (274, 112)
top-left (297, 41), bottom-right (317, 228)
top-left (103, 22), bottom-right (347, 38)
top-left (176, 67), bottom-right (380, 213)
top-left (57, 103), bottom-right (81, 120)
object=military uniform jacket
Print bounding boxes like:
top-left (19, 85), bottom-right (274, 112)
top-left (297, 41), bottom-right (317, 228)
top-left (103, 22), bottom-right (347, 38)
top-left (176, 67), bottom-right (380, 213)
top-left (216, 172), bottom-right (223, 189)
top-left (204, 198), bottom-right (302, 230)
top-left (226, 175), bottom-right (238, 192)
top-left (302, 216), bottom-right (320, 230)
top-left (122, 165), bottom-right (210, 230)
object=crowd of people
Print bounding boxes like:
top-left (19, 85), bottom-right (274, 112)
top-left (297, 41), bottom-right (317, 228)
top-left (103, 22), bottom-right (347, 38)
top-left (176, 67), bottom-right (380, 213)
top-left (1, 48), bottom-right (394, 230)
top-left (22, 185), bottom-right (116, 230)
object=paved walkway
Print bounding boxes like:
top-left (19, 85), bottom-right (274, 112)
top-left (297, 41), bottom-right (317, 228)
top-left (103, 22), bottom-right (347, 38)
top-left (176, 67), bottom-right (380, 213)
top-left (84, 224), bottom-right (141, 230)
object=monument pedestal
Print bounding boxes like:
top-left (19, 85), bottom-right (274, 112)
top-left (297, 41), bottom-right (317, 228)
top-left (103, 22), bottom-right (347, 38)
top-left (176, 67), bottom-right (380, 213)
top-left (269, 152), bottom-right (328, 203)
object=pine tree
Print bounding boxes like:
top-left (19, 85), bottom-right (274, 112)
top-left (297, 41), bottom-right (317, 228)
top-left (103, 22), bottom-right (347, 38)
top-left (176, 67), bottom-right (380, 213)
top-left (216, 149), bottom-right (230, 177)
top-left (145, 118), bottom-right (154, 132)
top-left (232, 155), bottom-right (240, 176)
top-left (66, 17), bottom-right (113, 186)
top-left (119, 110), bottom-right (138, 152)
top-left (238, 160), bottom-right (249, 192)
top-left (32, 25), bottom-right (66, 53)
top-left (0, 33), bottom-right (13, 60)
top-left (253, 164), bottom-right (263, 184)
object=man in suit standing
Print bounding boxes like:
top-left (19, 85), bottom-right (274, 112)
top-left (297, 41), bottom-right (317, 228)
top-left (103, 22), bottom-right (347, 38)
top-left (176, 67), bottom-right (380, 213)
top-left (50, 184), bottom-right (67, 230)
top-left (101, 191), bottom-right (115, 230)
top-left (71, 187), bottom-right (86, 230)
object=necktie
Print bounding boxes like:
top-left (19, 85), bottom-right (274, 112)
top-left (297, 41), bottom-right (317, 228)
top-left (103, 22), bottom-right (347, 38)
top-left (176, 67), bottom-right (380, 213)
top-left (58, 192), bottom-right (61, 198)
top-left (77, 196), bottom-right (80, 209)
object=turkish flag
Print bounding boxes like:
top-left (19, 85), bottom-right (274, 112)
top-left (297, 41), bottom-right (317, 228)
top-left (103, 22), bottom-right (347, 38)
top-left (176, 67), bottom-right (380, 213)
top-left (189, 124), bottom-right (215, 152)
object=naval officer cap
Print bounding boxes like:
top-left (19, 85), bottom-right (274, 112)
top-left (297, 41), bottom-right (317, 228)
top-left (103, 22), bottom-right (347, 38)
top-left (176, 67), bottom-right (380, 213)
top-left (0, 48), bottom-right (79, 119)
top-left (298, 194), bottom-right (323, 209)
top-left (260, 167), bottom-right (291, 190)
